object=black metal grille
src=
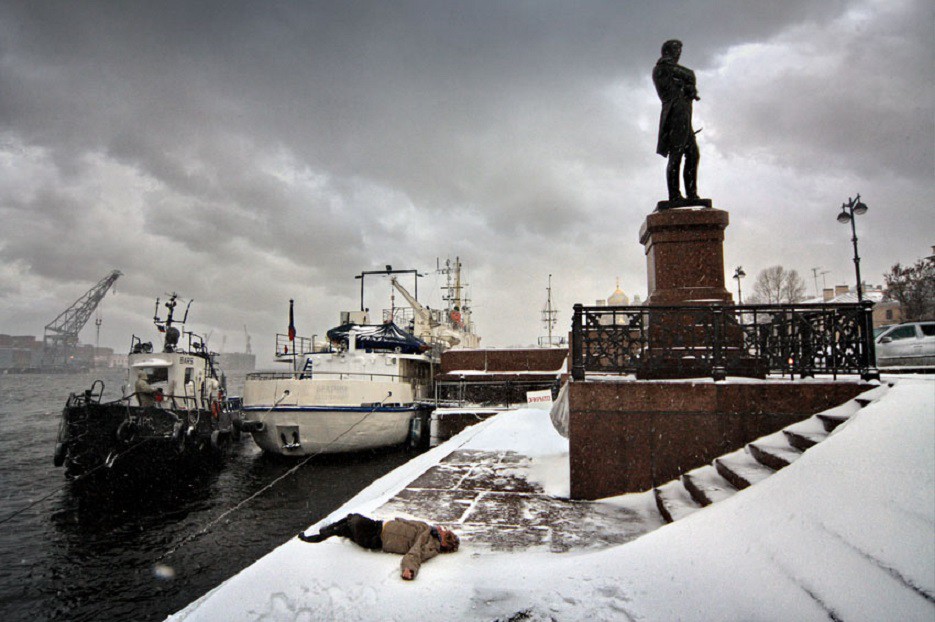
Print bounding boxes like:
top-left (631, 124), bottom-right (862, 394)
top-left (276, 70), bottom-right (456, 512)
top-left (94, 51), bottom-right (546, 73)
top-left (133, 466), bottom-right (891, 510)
top-left (570, 302), bottom-right (878, 381)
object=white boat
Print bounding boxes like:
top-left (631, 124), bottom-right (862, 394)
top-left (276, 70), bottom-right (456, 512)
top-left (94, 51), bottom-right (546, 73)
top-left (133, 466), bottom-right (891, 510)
top-left (241, 322), bottom-right (434, 455)
top-left (240, 260), bottom-right (480, 456)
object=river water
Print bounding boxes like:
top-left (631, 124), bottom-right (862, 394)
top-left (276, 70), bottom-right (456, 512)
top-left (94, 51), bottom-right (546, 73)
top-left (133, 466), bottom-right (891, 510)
top-left (0, 370), bottom-right (420, 621)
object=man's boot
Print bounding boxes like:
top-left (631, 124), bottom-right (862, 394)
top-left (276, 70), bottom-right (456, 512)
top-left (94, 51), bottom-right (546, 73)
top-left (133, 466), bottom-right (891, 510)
top-left (298, 516), bottom-right (351, 543)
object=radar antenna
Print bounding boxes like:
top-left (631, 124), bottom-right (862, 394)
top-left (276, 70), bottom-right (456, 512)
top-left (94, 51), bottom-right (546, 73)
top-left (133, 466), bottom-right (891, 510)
top-left (541, 274), bottom-right (559, 347)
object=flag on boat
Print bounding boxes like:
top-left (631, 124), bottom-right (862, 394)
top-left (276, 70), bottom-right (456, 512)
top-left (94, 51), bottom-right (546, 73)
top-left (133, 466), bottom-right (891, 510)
top-left (288, 299), bottom-right (296, 342)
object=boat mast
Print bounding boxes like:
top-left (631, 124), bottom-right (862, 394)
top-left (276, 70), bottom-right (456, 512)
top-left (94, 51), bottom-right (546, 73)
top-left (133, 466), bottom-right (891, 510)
top-left (154, 293), bottom-right (192, 352)
top-left (439, 257), bottom-right (471, 329)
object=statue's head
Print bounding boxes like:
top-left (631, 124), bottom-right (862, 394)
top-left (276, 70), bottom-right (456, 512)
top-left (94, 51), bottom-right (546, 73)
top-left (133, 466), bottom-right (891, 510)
top-left (661, 39), bottom-right (682, 59)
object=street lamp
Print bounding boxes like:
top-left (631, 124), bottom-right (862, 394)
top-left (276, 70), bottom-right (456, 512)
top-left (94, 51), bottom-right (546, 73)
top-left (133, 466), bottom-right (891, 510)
top-left (733, 266), bottom-right (746, 304)
top-left (836, 194), bottom-right (869, 302)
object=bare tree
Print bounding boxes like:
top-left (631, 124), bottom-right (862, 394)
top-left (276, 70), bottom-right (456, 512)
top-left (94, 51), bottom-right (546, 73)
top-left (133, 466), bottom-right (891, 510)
top-left (884, 259), bottom-right (935, 321)
top-left (749, 265), bottom-right (807, 303)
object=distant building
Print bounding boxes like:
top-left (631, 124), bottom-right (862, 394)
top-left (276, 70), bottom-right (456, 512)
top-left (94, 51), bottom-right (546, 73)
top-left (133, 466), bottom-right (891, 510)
top-left (217, 352), bottom-right (257, 372)
top-left (608, 280), bottom-right (630, 306)
top-left (594, 279), bottom-right (642, 308)
top-left (0, 334), bottom-right (42, 371)
top-left (802, 285), bottom-right (900, 329)
top-left (105, 352), bottom-right (128, 368)
top-left (595, 280), bottom-right (642, 326)
top-left (0, 335), bottom-right (124, 371)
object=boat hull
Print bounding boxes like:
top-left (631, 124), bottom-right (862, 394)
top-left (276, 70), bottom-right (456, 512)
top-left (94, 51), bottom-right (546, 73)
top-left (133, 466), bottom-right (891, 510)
top-left (242, 405), bottom-right (421, 455)
top-left (56, 398), bottom-right (235, 482)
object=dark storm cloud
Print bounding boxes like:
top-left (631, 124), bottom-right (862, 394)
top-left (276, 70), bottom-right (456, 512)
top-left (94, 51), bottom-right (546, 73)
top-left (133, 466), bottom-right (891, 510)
top-left (0, 1), bottom-right (847, 197)
top-left (0, 0), bottom-right (930, 351)
top-left (705, 0), bottom-right (934, 184)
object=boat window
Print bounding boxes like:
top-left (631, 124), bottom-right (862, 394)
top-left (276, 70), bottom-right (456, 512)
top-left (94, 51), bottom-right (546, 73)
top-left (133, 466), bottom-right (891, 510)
top-left (184, 368), bottom-right (193, 384)
top-left (143, 367), bottom-right (169, 383)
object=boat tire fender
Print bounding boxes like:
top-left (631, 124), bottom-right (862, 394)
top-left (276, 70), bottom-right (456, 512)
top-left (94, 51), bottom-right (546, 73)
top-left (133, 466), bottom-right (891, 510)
top-left (53, 442), bottom-right (67, 467)
top-left (116, 420), bottom-right (138, 443)
top-left (173, 423), bottom-right (187, 453)
top-left (407, 416), bottom-right (423, 449)
top-left (210, 429), bottom-right (227, 452)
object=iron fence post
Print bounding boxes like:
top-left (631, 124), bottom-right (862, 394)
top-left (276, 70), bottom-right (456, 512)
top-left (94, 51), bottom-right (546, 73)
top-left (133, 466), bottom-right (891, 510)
top-left (572, 304), bottom-right (584, 381)
top-left (799, 311), bottom-right (815, 378)
top-left (711, 307), bottom-right (726, 380)
top-left (859, 300), bottom-right (880, 381)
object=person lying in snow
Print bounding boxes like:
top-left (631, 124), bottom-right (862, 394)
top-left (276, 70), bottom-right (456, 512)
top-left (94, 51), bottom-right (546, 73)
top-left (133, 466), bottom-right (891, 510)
top-left (298, 513), bottom-right (460, 580)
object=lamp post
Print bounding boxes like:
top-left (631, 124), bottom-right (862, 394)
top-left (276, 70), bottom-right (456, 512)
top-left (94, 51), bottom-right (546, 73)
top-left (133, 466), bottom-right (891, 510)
top-left (836, 194), bottom-right (869, 302)
top-left (733, 266), bottom-right (746, 304)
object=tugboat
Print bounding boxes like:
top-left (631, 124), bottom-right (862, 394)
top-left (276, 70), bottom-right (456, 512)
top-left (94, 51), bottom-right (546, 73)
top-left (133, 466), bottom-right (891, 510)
top-left (53, 294), bottom-right (237, 481)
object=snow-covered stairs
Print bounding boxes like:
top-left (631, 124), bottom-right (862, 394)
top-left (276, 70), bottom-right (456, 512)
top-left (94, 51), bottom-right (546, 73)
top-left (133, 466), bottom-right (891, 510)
top-left (654, 384), bottom-right (890, 524)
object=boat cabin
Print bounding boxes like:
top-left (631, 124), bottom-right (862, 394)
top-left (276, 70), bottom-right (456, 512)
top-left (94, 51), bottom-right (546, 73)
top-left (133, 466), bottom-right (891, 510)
top-left (125, 340), bottom-right (219, 411)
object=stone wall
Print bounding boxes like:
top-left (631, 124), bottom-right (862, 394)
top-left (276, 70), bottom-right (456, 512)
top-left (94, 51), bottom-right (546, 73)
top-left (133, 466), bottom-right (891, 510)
top-left (568, 380), bottom-right (872, 499)
top-left (440, 348), bottom-right (568, 374)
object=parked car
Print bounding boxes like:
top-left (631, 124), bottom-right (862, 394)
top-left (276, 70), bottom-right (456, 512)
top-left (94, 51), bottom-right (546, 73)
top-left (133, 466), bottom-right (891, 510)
top-left (874, 321), bottom-right (935, 368)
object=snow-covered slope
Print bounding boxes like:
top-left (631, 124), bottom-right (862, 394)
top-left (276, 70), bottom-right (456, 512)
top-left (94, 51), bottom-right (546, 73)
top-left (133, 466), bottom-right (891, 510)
top-left (169, 376), bottom-right (934, 621)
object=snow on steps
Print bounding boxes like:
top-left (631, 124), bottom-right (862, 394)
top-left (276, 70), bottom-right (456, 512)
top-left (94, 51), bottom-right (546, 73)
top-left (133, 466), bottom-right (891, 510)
top-left (747, 433), bottom-right (804, 470)
top-left (714, 449), bottom-right (775, 490)
top-left (654, 382), bottom-right (891, 524)
top-left (653, 481), bottom-right (702, 523)
top-left (681, 465), bottom-right (738, 506)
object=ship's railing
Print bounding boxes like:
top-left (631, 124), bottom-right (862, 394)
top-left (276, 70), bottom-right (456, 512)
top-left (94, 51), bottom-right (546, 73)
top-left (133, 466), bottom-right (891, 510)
top-left (434, 378), bottom-right (561, 407)
top-left (537, 335), bottom-right (569, 348)
top-left (131, 391), bottom-right (203, 410)
top-left (570, 301), bottom-right (879, 381)
top-left (246, 370), bottom-right (428, 384)
top-left (275, 333), bottom-right (318, 356)
top-left (63, 382), bottom-right (207, 411)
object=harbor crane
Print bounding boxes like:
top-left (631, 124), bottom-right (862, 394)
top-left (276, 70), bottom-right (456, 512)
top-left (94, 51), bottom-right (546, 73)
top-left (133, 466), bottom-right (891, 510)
top-left (390, 275), bottom-right (479, 349)
top-left (43, 270), bottom-right (122, 368)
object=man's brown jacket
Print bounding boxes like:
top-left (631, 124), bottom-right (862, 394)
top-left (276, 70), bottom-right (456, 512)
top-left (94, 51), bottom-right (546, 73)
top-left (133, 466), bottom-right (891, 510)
top-left (381, 518), bottom-right (441, 578)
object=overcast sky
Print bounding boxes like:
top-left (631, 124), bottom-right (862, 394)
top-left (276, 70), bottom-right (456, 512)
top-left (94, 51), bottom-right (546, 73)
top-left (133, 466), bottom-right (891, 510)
top-left (1, 0), bottom-right (932, 363)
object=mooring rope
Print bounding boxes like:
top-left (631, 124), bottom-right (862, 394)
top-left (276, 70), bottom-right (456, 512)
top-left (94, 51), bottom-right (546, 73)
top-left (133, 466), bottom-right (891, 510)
top-left (154, 391), bottom-right (395, 562)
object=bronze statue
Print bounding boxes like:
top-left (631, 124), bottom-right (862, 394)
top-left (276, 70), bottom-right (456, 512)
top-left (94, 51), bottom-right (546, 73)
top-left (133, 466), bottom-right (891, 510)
top-left (653, 39), bottom-right (701, 204)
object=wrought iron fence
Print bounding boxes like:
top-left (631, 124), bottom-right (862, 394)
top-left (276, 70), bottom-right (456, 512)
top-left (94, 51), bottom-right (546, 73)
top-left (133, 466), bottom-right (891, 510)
top-left (571, 302), bottom-right (878, 381)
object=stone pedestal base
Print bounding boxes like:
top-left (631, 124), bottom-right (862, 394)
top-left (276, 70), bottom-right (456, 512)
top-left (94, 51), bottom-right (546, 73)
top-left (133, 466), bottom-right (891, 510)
top-left (639, 206), bottom-right (731, 305)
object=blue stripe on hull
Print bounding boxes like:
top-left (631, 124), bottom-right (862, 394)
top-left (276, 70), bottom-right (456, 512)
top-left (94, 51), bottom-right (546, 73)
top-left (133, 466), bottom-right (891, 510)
top-left (241, 405), bottom-right (418, 414)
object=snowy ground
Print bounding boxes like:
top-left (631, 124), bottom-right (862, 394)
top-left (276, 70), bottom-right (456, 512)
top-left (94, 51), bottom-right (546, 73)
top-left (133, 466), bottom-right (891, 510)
top-left (169, 375), bottom-right (934, 621)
